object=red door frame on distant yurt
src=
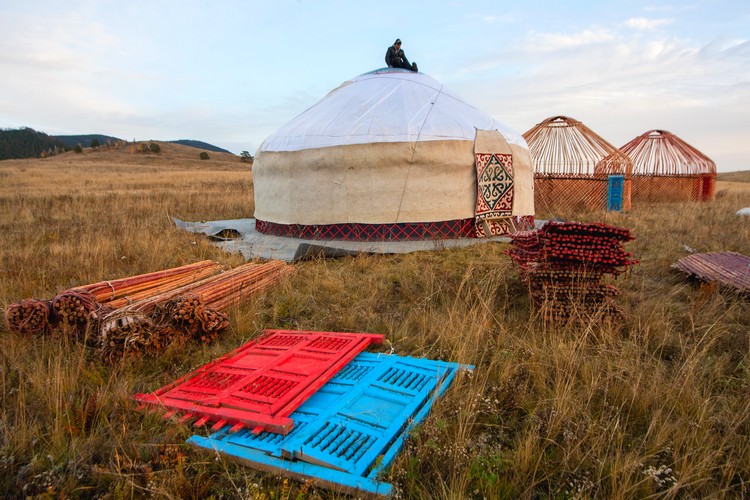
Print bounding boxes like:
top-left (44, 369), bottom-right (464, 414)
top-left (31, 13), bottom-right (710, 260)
top-left (523, 116), bottom-right (632, 216)
top-left (620, 130), bottom-right (716, 204)
top-left (700, 174), bottom-right (714, 201)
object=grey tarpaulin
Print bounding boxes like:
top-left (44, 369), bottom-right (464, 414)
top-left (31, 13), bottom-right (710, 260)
top-left (172, 217), bottom-right (545, 262)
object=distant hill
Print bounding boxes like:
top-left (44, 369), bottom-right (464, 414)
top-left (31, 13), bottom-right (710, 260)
top-left (168, 140), bottom-right (232, 154)
top-left (0, 127), bottom-right (69, 160)
top-left (717, 171), bottom-right (750, 183)
top-left (0, 128), bottom-right (234, 160)
top-left (54, 134), bottom-right (122, 149)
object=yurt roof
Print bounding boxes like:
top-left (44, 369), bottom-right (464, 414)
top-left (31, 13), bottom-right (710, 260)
top-left (259, 68), bottom-right (527, 153)
top-left (620, 129), bottom-right (716, 176)
top-left (523, 116), bottom-right (631, 176)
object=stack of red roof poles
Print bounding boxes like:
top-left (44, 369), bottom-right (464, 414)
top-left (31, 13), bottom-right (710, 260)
top-left (508, 221), bottom-right (638, 321)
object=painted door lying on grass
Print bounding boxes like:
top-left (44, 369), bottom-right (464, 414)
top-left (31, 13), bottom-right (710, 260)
top-left (607, 175), bottom-right (624, 211)
top-left (134, 329), bottom-right (383, 434)
top-left (188, 352), bottom-right (469, 496)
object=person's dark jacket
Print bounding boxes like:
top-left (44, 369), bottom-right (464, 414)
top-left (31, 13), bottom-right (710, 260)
top-left (385, 45), bottom-right (411, 68)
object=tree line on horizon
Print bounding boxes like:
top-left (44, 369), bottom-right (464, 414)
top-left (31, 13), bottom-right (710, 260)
top-left (0, 127), bottom-right (237, 160)
top-left (0, 127), bottom-right (69, 160)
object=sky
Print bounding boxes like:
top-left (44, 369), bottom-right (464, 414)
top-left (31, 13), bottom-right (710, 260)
top-left (0, 0), bottom-right (748, 172)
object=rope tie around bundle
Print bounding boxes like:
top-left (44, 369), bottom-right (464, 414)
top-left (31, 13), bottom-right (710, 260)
top-left (52, 289), bottom-right (102, 335)
top-left (4, 299), bottom-right (56, 335)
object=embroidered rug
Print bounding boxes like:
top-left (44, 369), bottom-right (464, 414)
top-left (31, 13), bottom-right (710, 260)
top-left (474, 130), bottom-right (515, 237)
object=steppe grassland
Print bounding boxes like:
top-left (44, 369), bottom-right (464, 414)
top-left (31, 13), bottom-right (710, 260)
top-left (0, 147), bottom-right (748, 498)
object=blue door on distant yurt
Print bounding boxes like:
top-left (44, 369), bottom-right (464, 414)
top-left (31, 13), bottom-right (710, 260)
top-left (607, 175), bottom-right (624, 211)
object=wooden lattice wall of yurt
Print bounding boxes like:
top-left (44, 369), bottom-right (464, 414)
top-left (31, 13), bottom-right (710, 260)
top-left (524, 116), bottom-right (633, 216)
top-left (630, 175), bottom-right (715, 203)
top-left (621, 130), bottom-right (716, 204)
top-left (533, 175), bottom-right (608, 214)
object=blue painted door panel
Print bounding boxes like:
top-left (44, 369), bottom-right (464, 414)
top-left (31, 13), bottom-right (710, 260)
top-left (607, 175), bottom-right (624, 211)
top-left (188, 352), bottom-right (469, 496)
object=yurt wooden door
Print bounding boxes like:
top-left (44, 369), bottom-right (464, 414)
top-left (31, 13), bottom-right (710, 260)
top-left (701, 174), bottom-right (713, 201)
top-left (607, 175), bottom-right (624, 211)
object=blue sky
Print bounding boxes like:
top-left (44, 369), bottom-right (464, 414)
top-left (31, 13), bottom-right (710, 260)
top-left (0, 0), bottom-right (748, 171)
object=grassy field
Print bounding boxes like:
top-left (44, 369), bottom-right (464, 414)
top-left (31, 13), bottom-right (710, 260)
top-left (1, 146), bottom-right (749, 499)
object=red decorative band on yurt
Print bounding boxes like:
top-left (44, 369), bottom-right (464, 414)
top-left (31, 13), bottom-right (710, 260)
top-left (256, 217), bottom-right (535, 241)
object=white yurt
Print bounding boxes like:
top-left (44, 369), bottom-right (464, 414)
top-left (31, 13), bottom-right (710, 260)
top-left (253, 68), bottom-right (534, 241)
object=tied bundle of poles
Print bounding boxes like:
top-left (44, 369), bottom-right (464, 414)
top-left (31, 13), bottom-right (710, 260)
top-left (99, 261), bottom-right (292, 361)
top-left (507, 221), bottom-right (638, 321)
top-left (6, 260), bottom-right (221, 337)
top-left (5, 260), bottom-right (293, 361)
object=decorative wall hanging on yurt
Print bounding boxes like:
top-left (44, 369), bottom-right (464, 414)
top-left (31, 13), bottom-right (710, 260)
top-left (620, 130), bottom-right (716, 203)
top-left (523, 116), bottom-right (633, 215)
top-left (252, 68), bottom-right (535, 242)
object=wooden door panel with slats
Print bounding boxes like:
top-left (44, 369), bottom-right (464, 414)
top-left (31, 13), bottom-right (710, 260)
top-left (134, 329), bottom-right (383, 434)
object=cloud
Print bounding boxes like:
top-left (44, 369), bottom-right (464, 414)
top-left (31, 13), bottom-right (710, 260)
top-left (449, 25), bottom-right (750, 171)
top-left (528, 28), bottom-right (616, 52)
top-left (624, 17), bottom-right (674, 30)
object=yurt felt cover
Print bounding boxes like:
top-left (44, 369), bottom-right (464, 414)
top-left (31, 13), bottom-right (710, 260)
top-left (259, 69), bottom-right (526, 152)
top-left (252, 69), bottom-right (534, 237)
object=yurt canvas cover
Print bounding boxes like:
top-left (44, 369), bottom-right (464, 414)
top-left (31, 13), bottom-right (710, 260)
top-left (252, 68), bottom-right (534, 241)
top-left (523, 116), bottom-right (632, 214)
top-left (620, 130), bottom-right (716, 203)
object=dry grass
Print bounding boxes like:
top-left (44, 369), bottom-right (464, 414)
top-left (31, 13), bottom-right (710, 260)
top-left (1, 147), bottom-right (749, 498)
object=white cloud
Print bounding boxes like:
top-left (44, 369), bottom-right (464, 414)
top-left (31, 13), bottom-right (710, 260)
top-left (449, 25), bottom-right (750, 171)
top-left (529, 28), bottom-right (616, 52)
top-left (624, 17), bottom-right (674, 30)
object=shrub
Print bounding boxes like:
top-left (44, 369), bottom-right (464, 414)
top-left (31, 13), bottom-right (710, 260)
top-left (149, 142), bottom-right (161, 154)
top-left (90, 138), bottom-right (100, 149)
top-left (73, 144), bottom-right (83, 154)
top-left (199, 152), bottom-right (210, 160)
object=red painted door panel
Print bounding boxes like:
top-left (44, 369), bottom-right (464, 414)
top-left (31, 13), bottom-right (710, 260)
top-left (134, 329), bottom-right (384, 434)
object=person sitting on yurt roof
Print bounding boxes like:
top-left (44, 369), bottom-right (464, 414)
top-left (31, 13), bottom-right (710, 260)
top-left (385, 38), bottom-right (418, 72)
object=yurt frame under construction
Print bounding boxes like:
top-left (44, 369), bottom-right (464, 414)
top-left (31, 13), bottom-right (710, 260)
top-left (523, 116), bottom-right (633, 215)
top-left (620, 130), bottom-right (716, 203)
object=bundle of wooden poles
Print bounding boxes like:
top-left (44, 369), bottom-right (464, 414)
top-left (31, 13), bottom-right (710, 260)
top-left (507, 221), bottom-right (638, 321)
top-left (99, 260), bottom-right (292, 361)
top-left (5, 260), bottom-right (292, 361)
